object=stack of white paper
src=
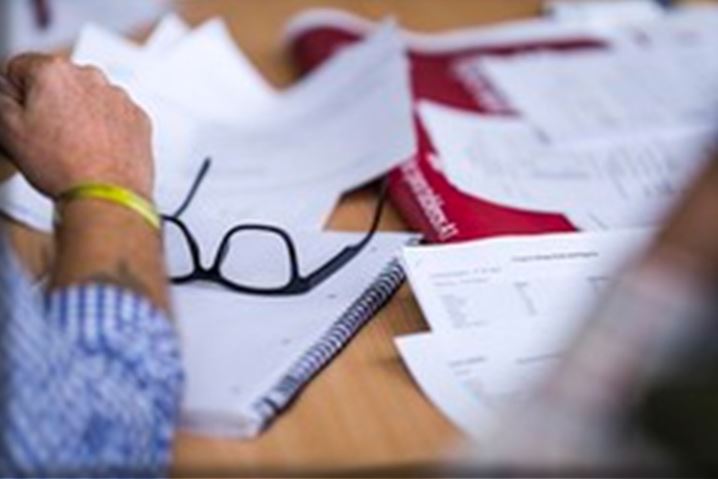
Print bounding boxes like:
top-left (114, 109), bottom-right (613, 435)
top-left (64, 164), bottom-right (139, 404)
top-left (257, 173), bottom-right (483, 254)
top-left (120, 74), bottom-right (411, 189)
top-left (397, 230), bottom-right (651, 436)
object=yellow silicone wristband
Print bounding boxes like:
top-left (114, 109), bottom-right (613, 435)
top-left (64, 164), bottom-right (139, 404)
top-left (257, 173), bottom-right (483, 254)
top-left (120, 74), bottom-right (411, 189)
top-left (57, 183), bottom-right (161, 231)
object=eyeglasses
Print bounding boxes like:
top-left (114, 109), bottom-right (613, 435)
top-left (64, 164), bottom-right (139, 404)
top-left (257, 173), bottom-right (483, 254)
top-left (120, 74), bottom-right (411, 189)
top-left (162, 158), bottom-right (386, 296)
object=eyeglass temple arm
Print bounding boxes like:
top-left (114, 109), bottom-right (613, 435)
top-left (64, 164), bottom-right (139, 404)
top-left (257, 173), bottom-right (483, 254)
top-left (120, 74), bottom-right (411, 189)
top-left (304, 246), bottom-right (363, 289)
top-left (171, 157), bottom-right (212, 218)
top-left (305, 179), bottom-right (387, 288)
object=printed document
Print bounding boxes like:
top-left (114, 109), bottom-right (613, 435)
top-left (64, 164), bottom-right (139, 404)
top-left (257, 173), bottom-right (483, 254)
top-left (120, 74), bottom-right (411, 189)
top-left (397, 328), bottom-right (561, 437)
top-left (402, 230), bottom-right (650, 336)
top-left (398, 230), bottom-right (652, 434)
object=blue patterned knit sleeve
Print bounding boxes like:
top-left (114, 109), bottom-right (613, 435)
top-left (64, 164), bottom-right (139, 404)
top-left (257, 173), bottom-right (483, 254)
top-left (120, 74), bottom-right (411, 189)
top-left (0, 243), bottom-right (184, 477)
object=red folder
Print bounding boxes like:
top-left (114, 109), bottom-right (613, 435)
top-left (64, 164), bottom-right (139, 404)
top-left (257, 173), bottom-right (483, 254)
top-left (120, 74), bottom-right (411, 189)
top-left (286, 10), bottom-right (609, 243)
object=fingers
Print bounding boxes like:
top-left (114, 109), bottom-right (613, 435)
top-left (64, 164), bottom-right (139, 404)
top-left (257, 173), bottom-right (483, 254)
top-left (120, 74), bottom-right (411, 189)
top-left (0, 74), bottom-right (22, 103)
top-left (4, 53), bottom-right (56, 92)
top-left (0, 95), bottom-right (22, 160)
top-left (78, 65), bottom-right (109, 85)
top-left (0, 56), bottom-right (38, 158)
top-left (0, 78), bottom-right (23, 133)
top-left (0, 70), bottom-right (23, 125)
top-left (4, 54), bottom-right (109, 96)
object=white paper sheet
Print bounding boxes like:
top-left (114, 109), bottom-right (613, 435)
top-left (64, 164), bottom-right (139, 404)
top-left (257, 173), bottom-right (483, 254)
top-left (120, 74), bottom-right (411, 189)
top-left (135, 19), bottom-right (276, 123)
top-left (191, 27), bottom-right (414, 189)
top-left (396, 329), bottom-right (560, 437)
top-left (71, 23), bottom-right (146, 89)
top-left (614, 4), bottom-right (718, 49)
top-left (545, 0), bottom-right (666, 28)
top-left (419, 101), bottom-right (716, 230)
top-left (144, 13), bottom-right (191, 53)
top-left (71, 15), bottom-right (190, 90)
top-left (402, 229), bottom-right (651, 336)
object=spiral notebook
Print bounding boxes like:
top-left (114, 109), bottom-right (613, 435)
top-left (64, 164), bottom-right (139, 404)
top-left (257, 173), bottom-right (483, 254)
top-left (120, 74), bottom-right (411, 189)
top-left (173, 231), bottom-right (415, 438)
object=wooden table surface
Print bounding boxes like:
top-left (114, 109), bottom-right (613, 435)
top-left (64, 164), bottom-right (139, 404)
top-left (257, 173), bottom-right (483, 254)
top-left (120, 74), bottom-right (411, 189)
top-left (1, 1), bottom-right (544, 476)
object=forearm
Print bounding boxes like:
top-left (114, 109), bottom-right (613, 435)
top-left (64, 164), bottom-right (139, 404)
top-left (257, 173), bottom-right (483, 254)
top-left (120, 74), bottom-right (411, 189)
top-left (51, 198), bottom-right (170, 312)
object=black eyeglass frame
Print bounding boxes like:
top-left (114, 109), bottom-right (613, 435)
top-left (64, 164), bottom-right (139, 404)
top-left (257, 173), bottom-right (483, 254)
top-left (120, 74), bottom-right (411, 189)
top-left (162, 158), bottom-right (386, 296)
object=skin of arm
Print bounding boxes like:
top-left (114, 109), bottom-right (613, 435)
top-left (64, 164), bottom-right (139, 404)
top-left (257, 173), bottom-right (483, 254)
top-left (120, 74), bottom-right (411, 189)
top-left (0, 55), bottom-right (170, 311)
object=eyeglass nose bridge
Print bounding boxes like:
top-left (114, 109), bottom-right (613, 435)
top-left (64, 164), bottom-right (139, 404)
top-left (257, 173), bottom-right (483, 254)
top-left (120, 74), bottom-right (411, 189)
top-left (170, 264), bottom-right (221, 284)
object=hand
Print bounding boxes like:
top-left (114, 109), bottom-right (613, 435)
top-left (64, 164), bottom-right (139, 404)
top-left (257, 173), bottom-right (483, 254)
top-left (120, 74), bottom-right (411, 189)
top-left (0, 54), bottom-right (154, 199)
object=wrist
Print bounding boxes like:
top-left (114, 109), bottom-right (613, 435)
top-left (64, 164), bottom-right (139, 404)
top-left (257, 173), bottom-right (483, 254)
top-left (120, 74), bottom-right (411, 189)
top-left (55, 176), bottom-right (153, 201)
top-left (55, 183), bottom-right (161, 233)
top-left (51, 196), bottom-right (170, 312)
top-left (55, 199), bottom-right (161, 247)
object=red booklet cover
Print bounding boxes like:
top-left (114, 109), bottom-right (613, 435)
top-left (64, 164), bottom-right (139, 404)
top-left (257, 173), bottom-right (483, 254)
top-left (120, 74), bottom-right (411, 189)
top-left (285, 10), bottom-right (609, 243)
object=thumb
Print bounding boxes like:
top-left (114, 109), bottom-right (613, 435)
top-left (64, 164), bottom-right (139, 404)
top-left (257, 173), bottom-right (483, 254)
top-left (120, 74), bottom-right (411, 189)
top-left (0, 73), bottom-right (22, 103)
top-left (0, 90), bottom-right (23, 162)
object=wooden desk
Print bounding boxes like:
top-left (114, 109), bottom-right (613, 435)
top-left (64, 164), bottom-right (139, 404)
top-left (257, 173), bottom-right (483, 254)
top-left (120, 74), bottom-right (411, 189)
top-left (2, 1), bottom-right (545, 475)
